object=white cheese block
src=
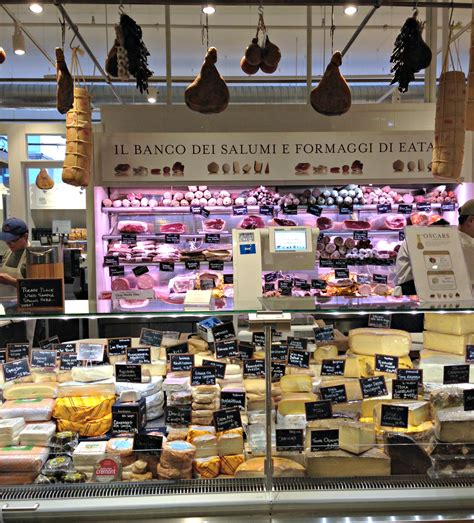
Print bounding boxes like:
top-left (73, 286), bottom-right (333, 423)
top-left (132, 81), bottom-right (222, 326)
top-left (115, 377), bottom-right (163, 398)
top-left (73, 441), bottom-right (107, 466)
top-left (424, 313), bottom-right (474, 336)
top-left (280, 374), bottom-right (313, 393)
top-left (19, 421), bottom-right (56, 446)
top-left (162, 376), bottom-right (190, 394)
top-left (120, 390), bottom-right (142, 403)
top-left (218, 433), bottom-right (244, 456)
top-left (313, 345), bottom-right (338, 363)
top-left (349, 328), bottom-right (411, 357)
top-left (419, 352), bottom-right (474, 383)
top-left (374, 401), bottom-right (431, 428)
top-left (71, 365), bottom-right (114, 383)
top-left (277, 413), bottom-right (307, 429)
top-left (0, 417), bottom-right (26, 435)
top-left (306, 448), bottom-right (390, 477)
top-left (143, 361), bottom-right (167, 377)
top-left (435, 406), bottom-right (474, 443)
top-left (423, 331), bottom-right (473, 356)
top-left (193, 434), bottom-right (218, 458)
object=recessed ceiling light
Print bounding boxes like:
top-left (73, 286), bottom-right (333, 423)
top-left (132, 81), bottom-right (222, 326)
top-left (147, 87), bottom-right (157, 104)
top-left (202, 4), bottom-right (216, 15)
top-left (29, 3), bottom-right (43, 14)
top-left (12, 24), bottom-right (26, 55)
top-left (344, 5), bottom-right (358, 15)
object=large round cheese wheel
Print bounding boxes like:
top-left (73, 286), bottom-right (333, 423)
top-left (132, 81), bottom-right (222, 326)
top-left (235, 457), bottom-right (306, 478)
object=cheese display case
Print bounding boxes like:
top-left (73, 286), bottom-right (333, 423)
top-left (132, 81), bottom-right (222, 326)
top-left (0, 303), bottom-right (474, 520)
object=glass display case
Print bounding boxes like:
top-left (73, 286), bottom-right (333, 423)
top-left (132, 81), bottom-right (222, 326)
top-left (0, 301), bottom-right (474, 520)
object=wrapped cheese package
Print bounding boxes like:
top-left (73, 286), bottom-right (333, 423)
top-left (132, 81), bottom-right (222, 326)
top-left (3, 382), bottom-right (58, 400)
top-left (157, 441), bottom-right (196, 480)
top-left (0, 445), bottom-right (49, 473)
top-left (19, 422), bottom-right (56, 447)
top-left (53, 395), bottom-right (115, 423)
top-left (58, 381), bottom-right (116, 398)
top-left (193, 455), bottom-right (221, 478)
top-left (0, 398), bottom-right (55, 422)
top-left (58, 414), bottom-right (112, 437)
top-left (0, 418), bottom-right (25, 447)
top-left (220, 454), bottom-right (244, 475)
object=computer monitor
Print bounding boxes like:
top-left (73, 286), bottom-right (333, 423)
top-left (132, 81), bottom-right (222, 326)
top-left (269, 227), bottom-right (312, 253)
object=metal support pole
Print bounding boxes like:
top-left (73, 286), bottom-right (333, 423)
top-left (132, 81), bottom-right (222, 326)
top-left (264, 323), bottom-right (273, 494)
top-left (424, 6), bottom-right (438, 103)
top-left (53, 1), bottom-right (124, 104)
top-left (0, 5), bottom-right (56, 67)
top-left (341, 1), bottom-right (381, 57)
top-left (165, 5), bottom-right (173, 105)
top-left (306, 6), bottom-right (313, 104)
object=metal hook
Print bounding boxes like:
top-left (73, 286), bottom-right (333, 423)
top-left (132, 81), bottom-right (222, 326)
top-left (69, 31), bottom-right (78, 49)
top-left (258, 0), bottom-right (264, 17)
top-left (118, 2), bottom-right (124, 15)
top-left (59, 13), bottom-right (66, 49)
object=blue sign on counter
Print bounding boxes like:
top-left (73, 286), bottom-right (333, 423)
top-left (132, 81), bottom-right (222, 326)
top-left (240, 244), bottom-right (256, 255)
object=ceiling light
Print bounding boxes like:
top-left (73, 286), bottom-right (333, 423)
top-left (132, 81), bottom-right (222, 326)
top-left (147, 87), bottom-right (157, 104)
top-left (344, 5), bottom-right (358, 15)
top-left (12, 24), bottom-right (26, 55)
top-left (202, 4), bottom-right (216, 15)
top-left (29, 3), bottom-right (43, 14)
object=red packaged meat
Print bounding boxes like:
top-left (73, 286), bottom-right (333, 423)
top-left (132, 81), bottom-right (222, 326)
top-left (111, 277), bottom-right (131, 291)
top-left (169, 275), bottom-right (196, 293)
top-left (316, 217), bottom-right (333, 231)
top-left (202, 218), bottom-right (225, 232)
top-left (370, 214), bottom-right (406, 230)
top-left (271, 218), bottom-right (296, 226)
top-left (238, 215), bottom-right (265, 229)
top-left (343, 220), bottom-right (371, 230)
top-left (137, 273), bottom-right (155, 290)
top-left (117, 221), bottom-right (149, 234)
top-left (160, 223), bottom-right (186, 234)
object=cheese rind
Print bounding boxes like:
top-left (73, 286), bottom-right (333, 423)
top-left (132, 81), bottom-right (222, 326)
top-left (217, 433), bottom-right (244, 456)
top-left (349, 328), bottom-right (411, 357)
top-left (306, 448), bottom-right (390, 477)
top-left (423, 331), bottom-right (473, 356)
top-left (424, 313), bottom-right (474, 335)
top-left (235, 457), bottom-right (306, 478)
top-left (280, 374), bottom-right (312, 393)
top-left (313, 345), bottom-right (338, 363)
top-left (193, 435), bottom-right (218, 458)
top-left (435, 407), bottom-right (474, 443)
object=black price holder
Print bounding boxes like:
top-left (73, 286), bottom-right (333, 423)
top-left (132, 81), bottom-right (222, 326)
top-left (319, 385), bottom-right (347, 404)
top-left (170, 354), bottom-right (194, 373)
top-left (56, 342), bottom-right (76, 354)
top-left (287, 337), bottom-right (308, 351)
top-left (30, 349), bottom-right (56, 369)
top-left (359, 376), bottom-right (388, 399)
top-left (215, 339), bottom-right (239, 359)
top-left (139, 328), bottom-right (162, 347)
top-left (252, 332), bottom-right (265, 347)
top-left (397, 369), bottom-right (423, 383)
top-left (287, 349), bottom-right (310, 369)
top-left (132, 266), bottom-right (150, 276)
top-left (463, 389), bottom-right (474, 411)
top-left (243, 359), bottom-right (265, 378)
top-left (7, 343), bottom-right (30, 361)
top-left (238, 342), bottom-right (255, 361)
top-left (271, 344), bottom-right (288, 362)
top-left (368, 314), bottom-right (392, 329)
top-left (133, 433), bottom-right (163, 456)
top-left (221, 391), bottom-right (246, 410)
top-left (202, 359), bottom-right (226, 380)
top-left (305, 400), bottom-right (333, 421)
top-left (108, 338), bottom-right (132, 356)
top-left (271, 362), bottom-right (286, 381)
top-left (191, 366), bottom-right (216, 386)
top-left (380, 404), bottom-right (409, 428)
top-left (392, 379), bottom-right (418, 400)
top-left (166, 405), bottom-right (192, 426)
top-left (115, 364), bottom-right (142, 383)
top-left (321, 359), bottom-right (345, 376)
top-left (276, 429), bottom-right (304, 452)
top-left (60, 353), bottom-right (79, 370)
top-left (443, 364), bottom-right (470, 385)
top-left (310, 429), bottom-right (339, 452)
top-left (313, 326), bottom-right (334, 342)
top-left (39, 335), bottom-right (60, 351)
top-left (212, 322), bottom-right (236, 343)
top-left (166, 342), bottom-right (189, 361)
top-left (213, 407), bottom-right (242, 433)
top-left (77, 343), bottom-right (104, 362)
top-left (127, 347), bottom-right (152, 365)
top-left (3, 359), bottom-right (30, 382)
top-left (375, 354), bottom-right (399, 374)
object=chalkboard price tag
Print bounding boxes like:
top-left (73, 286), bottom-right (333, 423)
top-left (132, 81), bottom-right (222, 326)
top-left (121, 233), bottom-right (137, 245)
top-left (444, 364), bottom-right (470, 385)
top-left (166, 342), bottom-right (188, 361)
top-left (212, 322), bottom-right (235, 343)
top-left (416, 202), bottom-right (432, 212)
top-left (30, 349), bottom-right (56, 369)
top-left (185, 260), bottom-right (200, 271)
top-left (233, 205), bottom-right (248, 216)
top-left (201, 207), bottom-right (210, 218)
top-left (375, 354), bottom-right (399, 374)
top-left (380, 404), bottom-right (409, 428)
top-left (397, 369), bottom-right (423, 383)
top-left (56, 342), bottom-right (76, 354)
top-left (335, 268), bottom-right (349, 279)
top-left (2, 359), bottom-right (31, 382)
top-left (264, 272), bottom-right (278, 282)
top-left (238, 342), bottom-right (254, 361)
top-left (202, 359), bottom-right (226, 380)
top-left (159, 262), bottom-right (175, 272)
top-left (333, 259), bottom-right (348, 269)
top-left (319, 258), bottom-right (334, 268)
top-left (360, 376), bottom-right (388, 398)
top-left (133, 433), bottom-right (163, 456)
top-left (170, 353), bottom-right (194, 372)
top-left (276, 429), bottom-right (304, 452)
top-left (321, 359), bottom-right (345, 376)
top-left (305, 400), bottom-right (333, 421)
top-left (271, 344), bottom-right (288, 361)
top-left (209, 260), bottom-right (224, 271)
top-left (215, 339), bottom-right (239, 359)
top-left (339, 205), bottom-right (353, 215)
top-left (320, 385), bottom-right (347, 404)
top-left (282, 204), bottom-right (298, 215)
top-left (59, 353), bottom-right (79, 370)
top-left (353, 230), bottom-right (368, 241)
top-left (287, 337), bottom-right (308, 351)
top-left (200, 278), bottom-right (215, 290)
top-left (278, 280), bottom-right (293, 292)
top-left (0, 350), bottom-right (6, 364)
top-left (18, 278), bottom-right (64, 311)
top-left (466, 345), bottom-right (474, 363)
top-left (104, 255), bottom-right (119, 266)
top-left (166, 405), bottom-right (192, 427)
top-left (310, 429), bottom-right (339, 452)
top-left (243, 359), bottom-right (265, 378)
top-left (77, 343), bottom-right (105, 362)
top-left (398, 204), bottom-right (413, 215)
top-left (165, 234), bottom-right (181, 244)
top-left (357, 274), bottom-right (371, 284)
top-left (271, 362), bottom-right (286, 381)
top-left (190, 205), bottom-right (201, 214)
top-left (221, 391), bottom-right (246, 410)
top-left (7, 343), bottom-right (30, 361)
top-left (307, 204), bottom-right (323, 217)
top-left (264, 283), bottom-right (275, 292)
top-left (314, 325), bottom-right (334, 342)
top-left (399, 231), bottom-right (406, 241)
top-left (39, 336), bottom-right (60, 351)
top-left (259, 205), bottom-right (274, 216)
top-left (287, 349), bottom-right (310, 369)
top-left (373, 274), bottom-right (388, 284)
top-left (191, 366), bottom-right (216, 386)
top-left (441, 202), bottom-right (456, 212)
top-left (311, 279), bottom-right (327, 290)
top-left (127, 347), bottom-right (151, 364)
top-left (108, 337), bottom-right (132, 356)
top-left (377, 203), bottom-right (392, 214)
top-left (252, 332), bottom-right (265, 347)
top-left (109, 266), bottom-right (125, 277)
top-left (213, 407), bottom-right (242, 433)
top-left (392, 379), bottom-right (419, 400)
top-left (139, 328), bottom-right (162, 347)
top-left (463, 389), bottom-right (474, 411)
top-left (132, 265), bottom-right (149, 276)
top-left (115, 364), bottom-right (142, 383)
top-left (205, 233), bottom-right (220, 244)
top-left (223, 274), bottom-right (234, 285)
top-left (368, 314), bottom-right (392, 328)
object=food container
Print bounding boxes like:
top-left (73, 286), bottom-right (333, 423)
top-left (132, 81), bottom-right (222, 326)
top-left (26, 246), bottom-right (64, 279)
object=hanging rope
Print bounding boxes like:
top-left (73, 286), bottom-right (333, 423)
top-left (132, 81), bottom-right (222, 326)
top-left (59, 13), bottom-right (66, 49)
top-left (201, 13), bottom-right (209, 48)
top-left (256, 0), bottom-right (266, 42)
top-left (330, 2), bottom-right (335, 55)
top-left (70, 46), bottom-right (86, 86)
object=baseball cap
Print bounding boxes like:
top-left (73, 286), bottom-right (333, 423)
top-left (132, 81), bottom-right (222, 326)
top-left (0, 218), bottom-right (28, 242)
top-left (459, 199), bottom-right (474, 216)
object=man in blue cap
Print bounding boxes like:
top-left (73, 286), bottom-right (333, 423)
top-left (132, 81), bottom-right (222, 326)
top-left (0, 217), bottom-right (29, 297)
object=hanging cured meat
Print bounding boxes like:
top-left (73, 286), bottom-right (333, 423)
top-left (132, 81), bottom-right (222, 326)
top-left (35, 168), bottom-right (54, 190)
top-left (390, 12), bottom-right (432, 93)
top-left (311, 51), bottom-right (351, 116)
top-left (185, 47), bottom-right (229, 114)
top-left (55, 48), bottom-right (74, 115)
top-left (465, 3), bottom-right (474, 130)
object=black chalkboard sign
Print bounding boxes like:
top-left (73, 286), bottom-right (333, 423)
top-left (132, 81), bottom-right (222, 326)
top-left (212, 322), bottom-right (235, 343)
top-left (190, 205), bottom-right (201, 215)
top-left (108, 338), bottom-right (132, 356)
top-left (276, 429), bottom-right (304, 452)
top-left (164, 234), bottom-right (181, 244)
top-left (368, 314), bottom-right (392, 329)
top-left (305, 400), bottom-right (333, 421)
top-left (56, 342), bottom-right (76, 354)
top-left (133, 433), bottom-right (163, 456)
top-left (213, 407), bottom-right (242, 433)
top-left (377, 203), bottom-right (392, 214)
top-left (373, 274), bottom-right (388, 284)
top-left (115, 363), bottom-right (142, 383)
top-left (7, 343), bottom-right (30, 361)
top-left (333, 259), bottom-right (348, 269)
top-left (310, 429), bottom-right (339, 452)
top-left (30, 349), bottom-right (56, 369)
top-left (170, 354), bottom-right (194, 372)
top-left (60, 353), bottom-right (79, 370)
top-left (321, 359), bottom-right (345, 376)
top-left (271, 344), bottom-right (288, 361)
top-left (338, 204), bottom-right (353, 215)
top-left (77, 343), bottom-right (105, 362)
top-left (166, 405), bottom-right (192, 426)
top-left (121, 232), bottom-right (137, 245)
top-left (307, 204), bottom-right (322, 217)
top-left (209, 260), bottom-right (224, 271)
top-left (360, 376), bottom-right (388, 398)
top-left (0, 350), bottom-right (6, 364)
top-left (233, 205), bottom-right (248, 216)
top-left (282, 204), bottom-right (298, 215)
top-left (215, 339), bottom-right (239, 359)
top-left (201, 207), bottom-right (210, 218)
top-left (287, 337), bottom-right (308, 351)
top-left (397, 368), bottom-right (423, 383)
top-left (252, 332), bottom-right (265, 347)
top-left (353, 230), bottom-right (368, 241)
top-left (159, 262), bottom-right (175, 272)
top-left (185, 260), bottom-right (200, 271)
top-left (221, 391), bottom-right (246, 410)
top-left (287, 349), bottom-right (310, 369)
top-left (416, 202), bottom-right (432, 212)
top-left (314, 326), bottom-right (334, 342)
top-left (109, 266), bottom-right (125, 277)
top-left (243, 359), bottom-right (265, 377)
top-left (202, 359), bottom-right (226, 379)
top-left (238, 342), bottom-right (255, 361)
top-left (205, 233), bottom-right (220, 244)
top-left (18, 278), bottom-right (64, 311)
top-left (444, 364), bottom-right (470, 385)
top-left (463, 389), bottom-right (474, 411)
top-left (441, 202), bottom-right (456, 212)
top-left (398, 204), bottom-right (413, 215)
top-left (320, 384), bottom-right (347, 404)
top-left (375, 354), bottom-right (399, 374)
top-left (380, 404), bottom-right (408, 428)
top-left (271, 362), bottom-right (286, 381)
top-left (132, 265), bottom-right (149, 276)
top-left (139, 328), bottom-right (162, 347)
top-left (466, 345), bottom-right (474, 363)
top-left (127, 347), bottom-right (151, 364)
top-left (3, 358), bottom-right (30, 382)
top-left (104, 255), bottom-right (119, 267)
top-left (392, 379), bottom-right (418, 400)
top-left (223, 274), bottom-right (234, 284)
top-left (311, 279), bottom-right (327, 290)
top-left (166, 342), bottom-right (188, 361)
top-left (259, 205), bottom-right (274, 216)
top-left (191, 366), bottom-right (216, 386)
top-left (39, 335), bottom-right (60, 351)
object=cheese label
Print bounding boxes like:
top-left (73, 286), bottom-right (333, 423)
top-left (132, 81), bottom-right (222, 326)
top-left (392, 379), bottom-right (418, 400)
top-left (108, 338), bottom-right (131, 356)
top-left (115, 363), bottom-right (142, 383)
top-left (243, 359), bottom-right (265, 378)
top-left (121, 232), bottom-right (137, 245)
top-left (191, 366), bottom-right (216, 386)
top-left (223, 274), bottom-right (234, 284)
top-left (380, 404), bottom-right (409, 428)
top-left (339, 204), bottom-right (353, 214)
top-left (6, 343), bottom-right (30, 361)
top-left (320, 385), bottom-right (347, 404)
top-left (377, 203), bottom-right (392, 214)
top-left (39, 335), bottom-right (60, 351)
top-left (56, 342), bottom-right (76, 354)
top-left (30, 349), bottom-right (56, 369)
top-left (237, 342), bottom-right (254, 361)
top-left (313, 325), bottom-right (334, 342)
top-left (139, 328), bottom-right (162, 347)
top-left (170, 354), bottom-right (194, 372)
top-left (375, 354), bottom-right (399, 374)
top-left (310, 429), bottom-right (339, 452)
top-left (215, 339), bottom-right (239, 359)
top-left (287, 349), bottom-right (310, 369)
top-left (359, 376), bottom-right (388, 399)
top-left (202, 359), bottom-right (226, 379)
top-left (212, 322), bottom-right (235, 343)
top-left (213, 407), bottom-right (242, 433)
top-left (104, 255), bottom-right (119, 266)
top-left (335, 268), bottom-right (350, 279)
top-left (271, 343), bottom-right (288, 362)
top-left (305, 400), bottom-right (333, 421)
top-left (165, 405), bottom-right (192, 427)
top-left (463, 389), bottom-right (474, 411)
top-left (166, 342), bottom-right (188, 361)
top-left (221, 391), bottom-right (246, 410)
top-left (368, 314), bottom-right (392, 328)
top-left (282, 204), bottom-right (298, 215)
top-left (2, 358), bottom-right (31, 382)
top-left (271, 362), bottom-right (286, 381)
top-left (127, 347), bottom-right (151, 365)
top-left (443, 364), bottom-right (470, 384)
top-left (321, 359), bottom-right (345, 376)
top-left (60, 353), bottom-right (79, 370)
top-left (397, 368), bottom-right (423, 383)
top-left (252, 332), bottom-right (265, 347)
top-left (77, 343), bottom-right (104, 362)
top-left (276, 429), bottom-right (304, 452)
top-left (466, 345), bottom-right (474, 364)
top-left (373, 274), bottom-right (388, 284)
top-left (287, 337), bottom-right (308, 351)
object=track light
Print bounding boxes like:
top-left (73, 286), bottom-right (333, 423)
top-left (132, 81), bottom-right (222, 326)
top-left (202, 4), bottom-right (216, 15)
top-left (147, 87), bottom-right (157, 104)
top-left (12, 23), bottom-right (26, 55)
top-left (344, 4), bottom-right (358, 15)
top-left (29, 3), bottom-right (43, 14)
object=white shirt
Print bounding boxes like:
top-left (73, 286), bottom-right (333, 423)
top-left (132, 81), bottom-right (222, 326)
top-left (459, 230), bottom-right (474, 285)
top-left (395, 240), bottom-right (412, 285)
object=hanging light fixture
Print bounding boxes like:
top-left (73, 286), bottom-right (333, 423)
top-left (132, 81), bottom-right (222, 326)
top-left (344, 5), bottom-right (358, 15)
top-left (12, 23), bottom-right (26, 55)
top-left (202, 4), bottom-right (216, 15)
top-left (29, 3), bottom-right (43, 14)
top-left (147, 87), bottom-right (157, 104)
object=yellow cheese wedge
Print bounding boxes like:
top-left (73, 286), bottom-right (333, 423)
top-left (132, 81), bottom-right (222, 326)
top-left (280, 374), bottom-right (312, 393)
top-left (278, 392), bottom-right (317, 415)
top-left (349, 328), bottom-right (411, 357)
top-left (319, 378), bottom-right (363, 401)
top-left (313, 345), bottom-right (338, 363)
top-left (424, 313), bottom-right (474, 336)
top-left (306, 448), bottom-right (390, 477)
top-left (374, 401), bottom-right (431, 428)
top-left (423, 331), bottom-right (473, 356)
top-left (345, 352), bottom-right (413, 378)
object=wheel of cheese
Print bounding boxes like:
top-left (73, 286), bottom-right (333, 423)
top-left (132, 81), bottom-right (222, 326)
top-left (235, 457), bottom-right (306, 478)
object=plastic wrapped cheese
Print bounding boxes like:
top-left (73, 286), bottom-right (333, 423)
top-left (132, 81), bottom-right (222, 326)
top-left (3, 382), bottom-right (58, 400)
top-left (349, 328), bottom-right (411, 357)
top-left (58, 414), bottom-right (112, 437)
top-left (53, 395), bottom-right (115, 423)
top-left (0, 398), bottom-right (55, 422)
top-left (235, 457), bottom-right (305, 478)
top-left (193, 455), bottom-right (220, 478)
top-left (19, 422), bottom-right (56, 447)
top-left (0, 445), bottom-right (49, 472)
top-left (157, 441), bottom-right (195, 480)
top-left (71, 365), bottom-right (114, 383)
top-left (220, 454), bottom-right (244, 475)
top-left (58, 381), bottom-right (116, 397)
top-left (0, 418), bottom-right (25, 446)
top-left (115, 377), bottom-right (163, 398)
top-left (73, 441), bottom-right (107, 466)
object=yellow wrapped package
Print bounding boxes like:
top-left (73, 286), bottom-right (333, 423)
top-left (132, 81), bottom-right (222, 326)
top-left (220, 454), bottom-right (244, 476)
top-left (57, 414), bottom-right (112, 437)
top-left (53, 396), bottom-right (115, 423)
top-left (193, 456), bottom-right (221, 479)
